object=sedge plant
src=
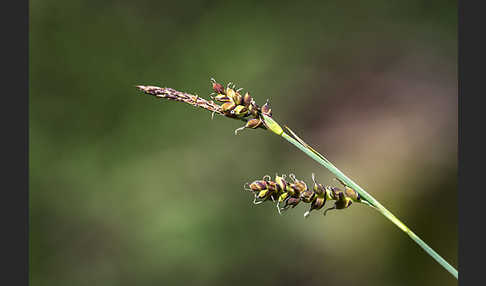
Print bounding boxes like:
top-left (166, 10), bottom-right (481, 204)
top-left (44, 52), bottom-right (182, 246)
top-left (136, 79), bottom-right (458, 279)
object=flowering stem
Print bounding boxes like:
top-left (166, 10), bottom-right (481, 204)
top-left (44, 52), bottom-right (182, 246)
top-left (261, 114), bottom-right (458, 279)
top-left (136, 83), bottom-right (457, 279)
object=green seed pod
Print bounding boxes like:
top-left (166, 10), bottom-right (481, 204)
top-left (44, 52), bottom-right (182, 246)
top-left (226, 87), bottom-right (235, 98)
top-left (232, 105), bottom-right (248, 117)
top-left (285, 183), bottom-right (294, 193)
top-left (221, 101), bottom-right (236, 112)
top-left (325, 186), bottom-right (336, 201)
top-left (275, 175), bottom-right (287, 192)
top-left (278, 192), bottom-right (289, 203)
top-left (258, 189), bottom-right (270, 199)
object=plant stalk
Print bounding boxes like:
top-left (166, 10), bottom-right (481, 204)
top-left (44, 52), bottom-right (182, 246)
top-left (261, 114), bottom-right (458, 279)
top-left (137, 84), bottom-right (457, 279)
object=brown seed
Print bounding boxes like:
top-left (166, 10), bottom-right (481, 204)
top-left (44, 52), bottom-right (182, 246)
top-left (291, 181), bottom-right (307, 194)
top-left (243, 92), bottom-right (252, 107)
top-left (300, 189), bottom-right (315, 203)
top-left (212, 82), bottom-right (225, 94)
top-left (261, 101), bottom-right (272, 116)
top-left (245, 118), bottom-right (262, 129)
top-left (213, 94), bottom-right (231, 103)
top-left (267, 181), bottom-right (281, 192)
top-left (221, 102), bottom-right (236, 112)
top-left (313, 182), bottom-right (325, 196)
top-left (250, 180), bottom-right (267, 192)
top-left (344, 187), bottom-right (360, 201)
top-left (249, 101), bottom-right (259, 117)
top-left (334, 192), bottom-right (352, 209)
top-left (310, 196), bottom-right (326, 211)
top-left (233, 93), bottom-right (243, 105)
top-left (286, 197), bottom-right (301, 208)
top-left (226, 88), bottom-right (236, 100)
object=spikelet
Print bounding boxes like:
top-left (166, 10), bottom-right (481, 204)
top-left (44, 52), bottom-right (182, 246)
top-left (137, 78), bottom-right (274, 135)
top-left (244, 174), bottom-right (364, 218)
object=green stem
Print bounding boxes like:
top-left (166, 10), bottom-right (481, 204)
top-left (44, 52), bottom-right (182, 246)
top-left (261, 114), bottom-right (458, 279)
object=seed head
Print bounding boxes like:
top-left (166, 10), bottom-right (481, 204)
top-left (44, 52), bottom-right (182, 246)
top-left (245, 174), bottom-right (367, 218)
top-left (137, 78), bottom-right (279, 137)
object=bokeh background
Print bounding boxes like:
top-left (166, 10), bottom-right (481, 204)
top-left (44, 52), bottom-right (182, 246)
top-left (30, 0), bottom-right (457, 285)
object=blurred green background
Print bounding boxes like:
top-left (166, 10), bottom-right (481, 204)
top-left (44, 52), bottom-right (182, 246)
top-left (30, 0), bottom-right (457, 285)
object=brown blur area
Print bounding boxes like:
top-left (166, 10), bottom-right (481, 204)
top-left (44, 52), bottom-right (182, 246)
top-left (30, 0), bottom-right (457, 285)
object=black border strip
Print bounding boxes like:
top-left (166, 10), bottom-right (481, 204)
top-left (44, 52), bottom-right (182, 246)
top-left (1, 0), bottom-right (29, 285)
top-left (458, 0), bottom-right (484, 284)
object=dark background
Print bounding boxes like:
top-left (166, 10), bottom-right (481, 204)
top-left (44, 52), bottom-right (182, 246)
top-left (30, 0), bottom-right (457, 285)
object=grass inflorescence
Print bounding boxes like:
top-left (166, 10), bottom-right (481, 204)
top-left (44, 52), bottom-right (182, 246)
top-left (137, 78), bottom-right (271, 134)
top-left (136, 78), bottom-right (458, 279)
top-left (245, 173), bottom-right (366, 218)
